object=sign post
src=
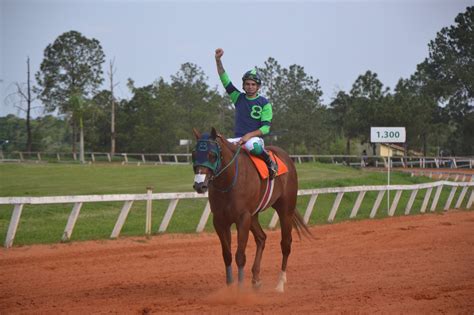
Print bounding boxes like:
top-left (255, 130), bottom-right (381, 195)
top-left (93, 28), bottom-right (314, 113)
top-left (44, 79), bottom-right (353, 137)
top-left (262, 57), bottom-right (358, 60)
top-left (370, 127), bottom-right (406, 214)
top-left (180, 139), bottom-right (192, 162)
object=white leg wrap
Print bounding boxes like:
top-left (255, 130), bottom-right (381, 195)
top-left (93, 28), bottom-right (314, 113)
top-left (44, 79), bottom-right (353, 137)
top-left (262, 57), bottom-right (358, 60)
top-left (275, 271), bottom-right (287, 293)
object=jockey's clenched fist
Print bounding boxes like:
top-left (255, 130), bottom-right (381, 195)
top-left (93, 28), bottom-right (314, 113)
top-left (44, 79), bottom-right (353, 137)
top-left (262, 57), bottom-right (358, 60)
top-left (215, 48), bottom-right (224, 60)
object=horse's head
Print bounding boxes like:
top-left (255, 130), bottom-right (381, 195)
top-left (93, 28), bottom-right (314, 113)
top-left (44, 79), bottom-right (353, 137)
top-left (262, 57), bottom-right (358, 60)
top-left (191, 127), bottom-right (222, 194)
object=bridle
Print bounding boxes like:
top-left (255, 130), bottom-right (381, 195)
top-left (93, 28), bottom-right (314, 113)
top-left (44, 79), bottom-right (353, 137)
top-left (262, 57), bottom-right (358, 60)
top-left (193, 135), bottom-right (241, 193)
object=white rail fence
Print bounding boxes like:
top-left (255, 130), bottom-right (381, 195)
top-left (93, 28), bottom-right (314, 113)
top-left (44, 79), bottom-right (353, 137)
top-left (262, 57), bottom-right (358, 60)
top-left (1, 180), bottom-right (473, 249)
top-left (1, 151), bottom-right (473, 169)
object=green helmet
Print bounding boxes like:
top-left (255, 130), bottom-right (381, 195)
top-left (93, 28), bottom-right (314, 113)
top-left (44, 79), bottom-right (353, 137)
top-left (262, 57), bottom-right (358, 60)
top-left (242, 69), bottom-right (262, 85)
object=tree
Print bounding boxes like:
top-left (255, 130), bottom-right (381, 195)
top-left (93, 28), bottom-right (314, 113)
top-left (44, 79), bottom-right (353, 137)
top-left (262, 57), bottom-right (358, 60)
top-left (257, 57), bottom-right (283, 106)
top-left (332, 71), bottom-right (389, 155)
top-left (108, 59), bottom-right (119, 155)
top-left (171, 63), bottom-right (222, 138)
top-left (329, 91), bottom-right (359, 155)
top-left (352, 71), bottom-right (389, 138)
top-left (119, 78), bottom-right (180, 153)
top-left (68, 92), bottom-right (90, 163)
top-left (273, 64), bottom-right (325, 153)
top-left (417, 6), bottom-right (473, 154)
top-left (0, 114), bottom-right (71, 153)
top-left (4, 57), bottom-right (41, 151)
top-left (392, 77), bottom-right (439, 156)
top-left (419, 6), bottom-right (473, 104)
top-left (35, 30), bottom-right (105, 151)
top-left (86, 90), bottom-right (114, 152)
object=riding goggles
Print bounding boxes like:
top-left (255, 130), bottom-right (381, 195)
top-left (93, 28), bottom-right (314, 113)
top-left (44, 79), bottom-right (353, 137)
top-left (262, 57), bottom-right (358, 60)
top-left (192, 139), bottom-right (221, 174)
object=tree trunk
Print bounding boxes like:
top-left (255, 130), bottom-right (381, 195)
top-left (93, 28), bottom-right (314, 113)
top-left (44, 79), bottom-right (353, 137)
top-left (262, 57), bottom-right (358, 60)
top-left (422, 133), bottom-right (427, 157)
top-left (371, 143), bottom-right (377, 155)
top-left (345, 137), bottom-right (351, 165)
top-left (26, 57), bottom-right (32, 152)
top-left (72, 119), bottom-right (77, 154)
top-left (79, 116), bottom-right (85, 163)
top-left (109, 60), bottom-right (116, 156)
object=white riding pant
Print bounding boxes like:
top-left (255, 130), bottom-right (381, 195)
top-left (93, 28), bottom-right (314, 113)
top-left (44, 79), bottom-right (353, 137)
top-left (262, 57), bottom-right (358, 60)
top-left (228, 137), bottom-right (265, 152)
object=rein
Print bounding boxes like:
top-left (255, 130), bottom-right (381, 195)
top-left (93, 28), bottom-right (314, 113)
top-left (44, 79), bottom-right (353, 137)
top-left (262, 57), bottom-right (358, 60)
top-left (211, 142), bottom-right (242, 193)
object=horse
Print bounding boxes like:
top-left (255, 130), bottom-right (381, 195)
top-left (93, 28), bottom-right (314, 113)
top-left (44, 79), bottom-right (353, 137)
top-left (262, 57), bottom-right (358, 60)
top-left (191, 127), bottom-right (311, 292)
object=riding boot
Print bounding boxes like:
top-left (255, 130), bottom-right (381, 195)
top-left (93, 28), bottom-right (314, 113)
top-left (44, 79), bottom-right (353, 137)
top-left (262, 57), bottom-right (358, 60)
top-left (260, 149), bottom-right (278, 179)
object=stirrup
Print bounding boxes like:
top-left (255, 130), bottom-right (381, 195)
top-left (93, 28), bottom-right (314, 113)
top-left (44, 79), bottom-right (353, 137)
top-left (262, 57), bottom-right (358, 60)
top-left (268, 161), bottom-right (278, 179)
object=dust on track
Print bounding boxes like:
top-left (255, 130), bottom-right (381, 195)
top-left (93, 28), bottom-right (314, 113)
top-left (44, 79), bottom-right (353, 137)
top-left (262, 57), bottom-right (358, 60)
top-left (1, 209), bottom-right (473, 314)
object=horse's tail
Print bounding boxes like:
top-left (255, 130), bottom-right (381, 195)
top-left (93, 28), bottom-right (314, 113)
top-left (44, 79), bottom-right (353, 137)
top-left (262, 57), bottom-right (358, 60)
top-left (292, 209), bottom-right (315, 240)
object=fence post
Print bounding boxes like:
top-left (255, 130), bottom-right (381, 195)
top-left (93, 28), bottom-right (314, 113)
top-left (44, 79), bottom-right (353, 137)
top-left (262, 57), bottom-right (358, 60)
top-left (350, 191), bottom-right (366, 218)
top-left (467, 190), bottom-right (474, 208)
top-left (158, 199), bottom-right (179, 233)
top-left (455, 187), bottom-right (469, 209)
top-left (405, 189), bottom-right (418, 215)
top-left (111, 200), bottom-right (134, 238)
top-left (370, 191), bottom-right (385, 218)
top-left (388, 190), bottom-right (402, 216)
top-left (430, 185), bottom-right (443, 211)
top-left (444, 187), bottom-right (457, 210)
top-left (304, 194), bottom-right (318, 224)
top-left (62, 202), bottom-right (83, 242)
top-left (196, 201), bottom-right (211, 232)
top-left (4, 204), bottom-right (24, 248)
top-left (420, 188), bottom-right (433, 213)
top-left (328, 192), bottom-right (344, 222)
top-left (268, 210), bottom-right (279, 229)
top-left (146, 186), bottom-right (153, 236)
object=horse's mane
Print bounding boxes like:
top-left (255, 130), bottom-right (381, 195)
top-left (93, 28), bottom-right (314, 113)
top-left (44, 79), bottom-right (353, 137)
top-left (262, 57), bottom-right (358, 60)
top-left (216, 133), bottom-right (238, 154)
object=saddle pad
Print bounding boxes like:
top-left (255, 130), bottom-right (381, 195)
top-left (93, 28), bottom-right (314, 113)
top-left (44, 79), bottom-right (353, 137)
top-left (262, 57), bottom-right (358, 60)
top-left (248, 151), bottom-right (289, 179)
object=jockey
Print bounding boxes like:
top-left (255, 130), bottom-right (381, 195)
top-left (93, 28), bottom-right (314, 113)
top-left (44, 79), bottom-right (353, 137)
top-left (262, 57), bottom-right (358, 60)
top-left (215, 48), bottom-right (278, 179)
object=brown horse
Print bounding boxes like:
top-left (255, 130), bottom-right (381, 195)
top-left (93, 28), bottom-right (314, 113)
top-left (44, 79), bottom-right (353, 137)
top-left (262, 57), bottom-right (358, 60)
top-left (192, 127), bottom-right (311, 292)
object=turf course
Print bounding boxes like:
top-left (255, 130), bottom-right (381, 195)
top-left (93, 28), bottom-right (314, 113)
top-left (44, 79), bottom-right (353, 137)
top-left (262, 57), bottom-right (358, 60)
top-left (0, 163), bottom-right (468, 246)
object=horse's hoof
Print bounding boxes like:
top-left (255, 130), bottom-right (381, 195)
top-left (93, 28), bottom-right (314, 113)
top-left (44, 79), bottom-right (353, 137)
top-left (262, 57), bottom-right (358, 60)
top-left (252, 280), bottom-right (262, 290)
top-left (275, 283), bottom-right (285, 293)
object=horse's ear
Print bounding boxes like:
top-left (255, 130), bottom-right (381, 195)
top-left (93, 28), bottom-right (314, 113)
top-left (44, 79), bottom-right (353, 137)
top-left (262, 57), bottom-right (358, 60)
top-left (192, 128), bottom-right (201, 140)
top-left (211, 127), bottom-right (218, 140)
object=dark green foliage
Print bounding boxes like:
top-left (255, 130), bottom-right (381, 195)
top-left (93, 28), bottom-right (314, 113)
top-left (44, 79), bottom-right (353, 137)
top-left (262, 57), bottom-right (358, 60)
top-left (35, 30), bottom-right (105, 114)
top-left (416, 7), bottom-right (474, 155)
top-left (3, 7), bottom-right (473, 155)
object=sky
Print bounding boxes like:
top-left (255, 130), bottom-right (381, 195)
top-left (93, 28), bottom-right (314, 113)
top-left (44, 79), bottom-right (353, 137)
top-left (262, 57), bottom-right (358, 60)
top-left (0, 0), bottom-right (472, 117)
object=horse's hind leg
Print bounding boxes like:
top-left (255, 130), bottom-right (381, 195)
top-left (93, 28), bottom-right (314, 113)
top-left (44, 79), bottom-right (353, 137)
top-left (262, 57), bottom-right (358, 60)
top-left (275, 209), bottom-right (293, 292)
top-left (213, 216), bottom-right (233, 285)
top-left (250, 214), bottom-right (267, 289)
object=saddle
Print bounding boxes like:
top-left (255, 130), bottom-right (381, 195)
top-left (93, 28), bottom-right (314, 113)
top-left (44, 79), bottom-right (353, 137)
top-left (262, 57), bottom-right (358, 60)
top-left (247, 150), bottom-right (289, 179)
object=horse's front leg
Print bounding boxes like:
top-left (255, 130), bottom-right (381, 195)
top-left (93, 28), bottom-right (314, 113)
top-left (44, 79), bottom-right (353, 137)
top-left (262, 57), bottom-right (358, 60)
top-left (213, 216), bottom-right (233, 285)
top-left (235, 211), bottom-right (251, 286)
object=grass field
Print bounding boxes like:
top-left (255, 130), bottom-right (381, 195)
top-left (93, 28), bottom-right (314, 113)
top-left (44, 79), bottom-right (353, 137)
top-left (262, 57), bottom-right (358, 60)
top-left (0, 162), bottom-right (471, 246)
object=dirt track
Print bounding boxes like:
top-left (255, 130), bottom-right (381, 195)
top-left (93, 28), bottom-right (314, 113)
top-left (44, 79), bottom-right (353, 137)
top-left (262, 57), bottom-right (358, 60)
top-left (1, 210), bottom-right (473, 314)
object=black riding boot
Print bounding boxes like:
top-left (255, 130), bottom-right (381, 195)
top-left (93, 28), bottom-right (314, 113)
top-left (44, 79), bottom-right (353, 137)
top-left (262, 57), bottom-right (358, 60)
top-left (260, 149), bottom-right (278, 179)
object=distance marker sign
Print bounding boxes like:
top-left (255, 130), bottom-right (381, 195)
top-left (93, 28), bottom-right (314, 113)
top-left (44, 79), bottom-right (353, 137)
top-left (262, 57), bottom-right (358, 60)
top-left (370, 127), bottom-right (406, 143)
